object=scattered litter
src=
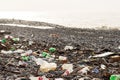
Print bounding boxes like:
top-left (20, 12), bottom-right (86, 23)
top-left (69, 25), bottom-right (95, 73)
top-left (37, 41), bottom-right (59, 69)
top-left (21, 50), bottom-right (32, 56)
top-left (1, 50), bottom-right (13, 54)
top-left (34, 58), bottom-right (48, 65)
top-left (21, 56), bottom-right (30, 61)
top-left (92, 52), bottom-right (114, 58)
top-left (62, 70), bottom-right (70, 76)
top-left (78, 66), bottom-right (90, 75)
top-left (92, 78), bottom-right (101, 80)
top-left (92, 67), bottom-right (99, 74)
top-left (0, 31), bottom-right (119, 80)
top-left (13, 49), bottom-right (25, 53)
top-left (118, 46), bottom-right (120, 49)
top-left (0, 30), bottom-right (11, 34)
top-left (100, 64), bottom-right (106, 70)
top-left (40, 62), bottom-right (57, 72)
top-left (1, 49), bottom-right (24, 54)
top-left (59, 56), bottom-right (67, 61)
top-left (49, 47), bottom-right (56, 53)
top-left (110, 74), bottom-right (120, 80)
top-left (109, 55), bottom-right (120, 62)
top-left (18, 61), bottom-right (28, 67)
top-left (62, 64), bottom-right (73, 73)
top-left (55, 78), bottom-right (64, 80)
top-left (64, 46), bottom-right (73, 50)
top-left (1, 38), bottom-right (7, 43)
top-left (79, 77), bottom-right (91, 80)
top-left (12, 38), bottom-right (20, 42)
top-left (4, 35), bottom-right (13, 39)
top-left (41, 52), bottom-right (51, 58)
top-left (29, 40), bottom-right (34, 45)
top-left (30, 76), bottom-right (49, 80)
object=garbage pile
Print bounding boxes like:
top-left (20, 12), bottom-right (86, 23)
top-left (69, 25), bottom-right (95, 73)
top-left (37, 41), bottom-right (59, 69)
top-left (0, 30), bottom-right (120, 80)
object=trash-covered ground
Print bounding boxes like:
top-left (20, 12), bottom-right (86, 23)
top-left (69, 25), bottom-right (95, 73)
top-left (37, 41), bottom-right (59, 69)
top-left (0, 25), bottom-right (120, 80)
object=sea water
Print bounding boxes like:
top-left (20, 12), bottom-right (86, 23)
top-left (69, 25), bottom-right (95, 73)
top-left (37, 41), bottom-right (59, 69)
top-left (0, 11), bottom-right (120, 29)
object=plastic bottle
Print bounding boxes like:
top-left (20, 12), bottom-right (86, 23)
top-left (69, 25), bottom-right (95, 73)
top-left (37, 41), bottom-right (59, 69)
top-left (12, 38), bottom-right (20, 42)
top-left (10, 47), bottom-right (15, 51)
top-left (21, 50), bottom-right (32, 56)
top-left (30, 76), bottom-right (49, 80)
top-left (4, 35), bottom-right (13, 39)
top-left (59, 56), bottom-right (67, 63)
top-left (55, 78), bottom-right (64, 80)
top-left (22, 56), bottom-right (30, 61)
top-left (18, 61), bottom-right (28, 67)
top-left (100, 64), bottom-right (106, 69)
top-left (41, 52), bottom-right (51, 58)
top-left (78, 66), bottom-right (90, 75)
top-left (64, 46), bottom-right (73, 50)
top-left (59, 56), bottom-right (67, 61)
top-left (1, 38), bottom-right (7, 43)
top-left (1, 50), bottom-right (13, 54)
top-left (110, 75), bottom-right (120, 80)
top-left (13, 49), bottom-right (25, 54)
top-left (92, 67), bottom-right (99, 74)
top-left (34, 58), bottom-right (48, 65)
top-left (40, 62), bottom-right (57, 72)
top-left (62, 70), bottom-right (70, 76)
top-left (62, 64), bottom-right (73, 73)
top-left (49, 47), bottom-right (56, 53)
top-left (1, 49), bottom-right (24, 54)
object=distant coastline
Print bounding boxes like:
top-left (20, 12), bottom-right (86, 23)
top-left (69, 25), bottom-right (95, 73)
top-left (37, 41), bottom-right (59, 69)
top-left (0, 19), bottom-right (65, 28)
top-left (0, 19), bottom-right (119, 30)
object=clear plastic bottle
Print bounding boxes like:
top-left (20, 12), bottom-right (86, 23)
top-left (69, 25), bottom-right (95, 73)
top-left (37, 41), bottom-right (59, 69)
top-left (21, 50), bottom-right (32, 56)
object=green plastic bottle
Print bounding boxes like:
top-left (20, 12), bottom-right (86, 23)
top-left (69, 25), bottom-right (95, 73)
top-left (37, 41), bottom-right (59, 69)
top-left (22, 56), bottom-right (29, 61)
top-left (10, 47), bottom-right (16, 51)
top-left (42, 52), bottom-right (51, 58)
top-left (110, 75), bottom-right (120, 80)
top-left (42, 52), bottom-right (48, 57)
top-left (49, 47), bottom-right (56, 53)
top-left (12, 38), bottom-right (19, 42)
top-left (1, 38), bottom-right (7, 43)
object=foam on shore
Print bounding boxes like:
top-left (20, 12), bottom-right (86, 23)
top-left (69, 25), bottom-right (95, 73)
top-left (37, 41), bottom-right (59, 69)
top-left (0, 23), bottom-right (54, 29)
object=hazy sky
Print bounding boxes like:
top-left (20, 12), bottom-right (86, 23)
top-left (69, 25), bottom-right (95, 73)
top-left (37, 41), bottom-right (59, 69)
top-left (0, 0), bottom-right (120, 13)
top-left (0, 0), bottom-right (120, 28)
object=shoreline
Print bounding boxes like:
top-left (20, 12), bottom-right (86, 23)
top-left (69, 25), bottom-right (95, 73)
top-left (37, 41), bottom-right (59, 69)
top-left (0, 19), bottom-right (120, 30)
